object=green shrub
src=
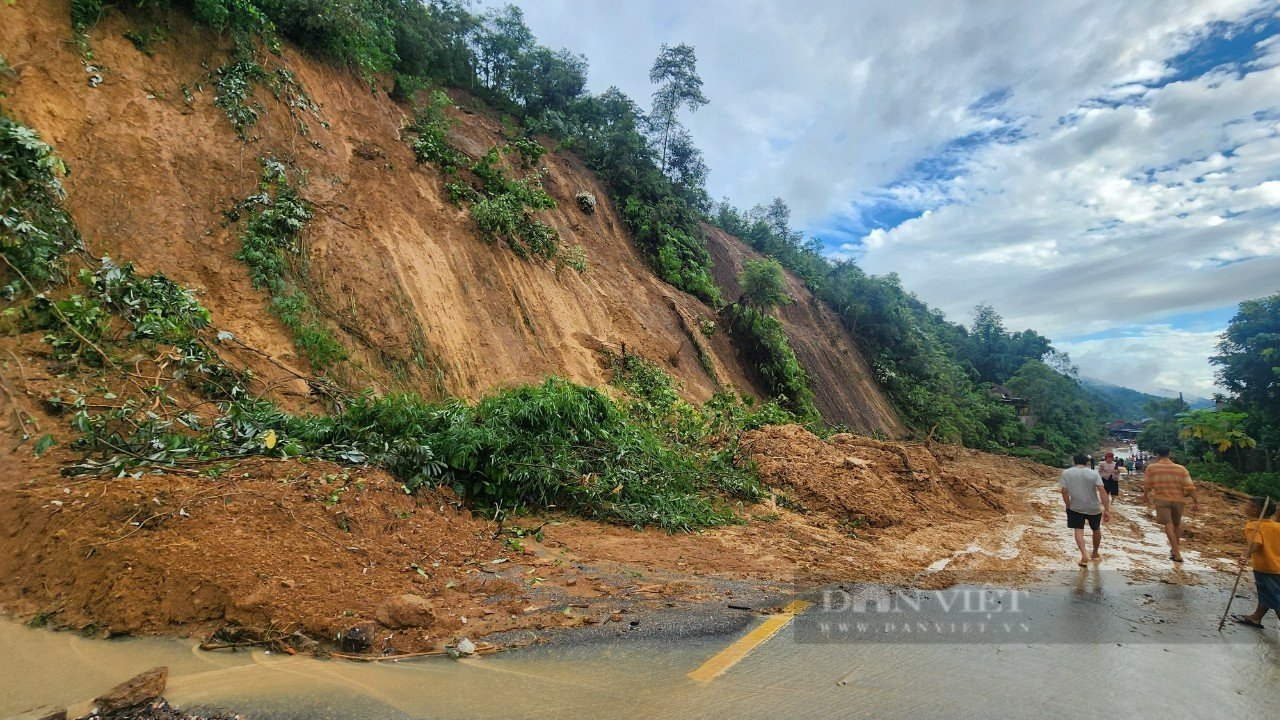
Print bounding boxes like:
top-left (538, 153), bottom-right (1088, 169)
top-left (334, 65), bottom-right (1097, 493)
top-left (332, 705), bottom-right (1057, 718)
top-left (723, 304), bottom-right (816, 418)
top-left (31, 293), bottom-right (109, 365)
top-left (70, 0), bottom-right (105, 33)
top-left (232, 158), bottom-right (347, 371)
top-left (411, 125), bottom-right (580, 270)
top-left (507, 137), bottom-right (546, 168)
top-left (605, 348), bottom-right (788, 490)
top-left (72, 378), bottom-right (759, 531)
top-left (470, 187), bottom-right (559, 261)
top-left (0, 112), bottom-right (82, 297)
top-left (1187, 461), bottom-right (1280, 500)
top-left (407, 91), bottom-right (462, 170)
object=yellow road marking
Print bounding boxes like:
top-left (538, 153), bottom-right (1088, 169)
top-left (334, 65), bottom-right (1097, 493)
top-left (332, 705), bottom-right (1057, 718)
top-left (687, 600), bottom-right (811, 682)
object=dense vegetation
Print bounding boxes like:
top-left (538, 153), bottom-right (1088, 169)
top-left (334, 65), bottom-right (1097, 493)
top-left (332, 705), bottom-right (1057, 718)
top-left (1147, 293), bottom-right (1280, 499)
top-left (722, 259), bottom-right (816, 417)
top-left (1131, 294), bottom-right (1280, 499)
top-left (0, 109), bottom-right (772, 531)
top-left (711, 201), bottom-right (1105, 458)
top-left (1080, 378), bottom-right (1168, 422)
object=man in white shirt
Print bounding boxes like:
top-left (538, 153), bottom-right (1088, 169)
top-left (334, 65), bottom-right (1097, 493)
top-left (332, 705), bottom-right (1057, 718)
top-left (1059, 453), bottom-right (1112, 566)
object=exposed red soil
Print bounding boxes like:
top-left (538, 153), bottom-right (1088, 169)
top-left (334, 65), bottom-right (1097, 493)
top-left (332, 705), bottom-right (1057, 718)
top-left (705, 225), bottom-right (905, 435)
top-left (0, 0), bottom-right (901, 434)
top-left (0, 358), bottom-right (1066, 655)
top-left (1, 340), bottom-right (1252, 654)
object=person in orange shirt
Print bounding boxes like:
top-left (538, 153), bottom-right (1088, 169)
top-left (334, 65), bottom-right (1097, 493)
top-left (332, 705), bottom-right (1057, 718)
top-left (1140, 447), bottom-right (1199, 562)
top-left (1233, 496), bottom-right (1280, 629)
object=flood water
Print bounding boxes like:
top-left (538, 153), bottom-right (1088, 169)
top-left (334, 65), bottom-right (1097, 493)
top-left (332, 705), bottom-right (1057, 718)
top-left (4, 573), bottom-right (1279, 720)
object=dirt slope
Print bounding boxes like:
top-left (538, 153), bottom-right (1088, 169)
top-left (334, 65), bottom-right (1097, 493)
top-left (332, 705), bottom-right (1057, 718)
top-left (0, 1), bottom-right (901, 434)
top-left (706, 226), bottom-right (905, 434)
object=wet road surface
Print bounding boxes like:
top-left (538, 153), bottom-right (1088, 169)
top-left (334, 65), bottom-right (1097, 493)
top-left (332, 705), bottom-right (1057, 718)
top-left (4, 484), bottom-right (1279, 719)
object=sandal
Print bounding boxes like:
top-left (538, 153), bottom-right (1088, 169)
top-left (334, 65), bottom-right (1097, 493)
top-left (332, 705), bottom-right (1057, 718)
top-left (1232, 614), bottom-right (1264, 629)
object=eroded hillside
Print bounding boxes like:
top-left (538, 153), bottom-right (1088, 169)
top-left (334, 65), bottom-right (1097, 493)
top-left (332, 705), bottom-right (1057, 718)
top-left (706, 225), bottom-right (904, 433)
top-left (0, 1), bottom-right (900, 434)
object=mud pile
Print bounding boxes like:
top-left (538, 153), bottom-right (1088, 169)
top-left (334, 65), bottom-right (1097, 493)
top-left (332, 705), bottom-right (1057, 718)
top-left (0, 456), bottom-right (531, 653)
top-left (742, 424), bottom-right (1029, 529)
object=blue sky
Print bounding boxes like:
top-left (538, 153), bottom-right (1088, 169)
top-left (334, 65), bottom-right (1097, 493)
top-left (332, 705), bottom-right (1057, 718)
top-left (503, 0), bottom-right (1280, 397)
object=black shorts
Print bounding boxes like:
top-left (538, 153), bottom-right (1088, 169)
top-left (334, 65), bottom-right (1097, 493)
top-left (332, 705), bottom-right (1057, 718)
top-left (1102, 478), bottom-right (1119, 496)
top-left (1066, 508), bottom-right (1101, 530)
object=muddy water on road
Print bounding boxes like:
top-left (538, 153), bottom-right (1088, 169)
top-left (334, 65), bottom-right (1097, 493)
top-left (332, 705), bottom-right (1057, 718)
top-left (4, 483), bottom-right (1279, 720)
top-left (6, 570), bottom-right (1280, 720)
top-left (0, 619), bottom-right (727, 719)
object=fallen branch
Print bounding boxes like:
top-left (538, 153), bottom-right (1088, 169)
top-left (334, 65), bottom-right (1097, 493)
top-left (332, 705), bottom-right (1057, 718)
top-left (1, 253), bottom-right (119, 371)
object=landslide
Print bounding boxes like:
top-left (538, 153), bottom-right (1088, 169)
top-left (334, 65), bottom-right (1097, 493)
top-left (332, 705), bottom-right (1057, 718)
top-left (0, 1), bottom-right (1039, 655)
top-left (0, 406), bottom-right (1062, 653)
top-left (706, 225), bottom-right (904, 435)
top-left (0, 1), bottom-right (900, 435)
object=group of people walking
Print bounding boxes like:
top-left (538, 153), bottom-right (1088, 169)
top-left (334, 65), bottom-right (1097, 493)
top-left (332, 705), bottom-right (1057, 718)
top-left (1057, 448), bottom-right (1280, 629)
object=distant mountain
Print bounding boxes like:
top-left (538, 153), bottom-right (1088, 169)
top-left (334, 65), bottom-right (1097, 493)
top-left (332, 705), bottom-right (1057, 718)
top-left (1080, 378), bottom-right (1217, 419)
top-left (1150, 388), bottom-right (1217, 410)
top-left (1080, 378), bottom-right (1172, 421)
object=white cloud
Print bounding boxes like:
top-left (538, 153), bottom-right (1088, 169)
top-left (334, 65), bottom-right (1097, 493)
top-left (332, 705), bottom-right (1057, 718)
top-left (499, 0), bottom-right (1280, 395)
top-left (1058, 326), bottom-right (1224, 397)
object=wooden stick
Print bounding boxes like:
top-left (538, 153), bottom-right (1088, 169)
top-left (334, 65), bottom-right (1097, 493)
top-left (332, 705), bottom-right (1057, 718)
top-left (1219, 495), bottom-right (1271, 631)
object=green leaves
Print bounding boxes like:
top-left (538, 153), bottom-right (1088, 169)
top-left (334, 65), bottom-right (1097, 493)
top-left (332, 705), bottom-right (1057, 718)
top-left (738, 258), bottom-right (792, 313)
top-left (32, 434), bottom-right (57, 457)
top-left (1213, 293), bottom-right (1280, 448)
top-left (724, 304), bottom-right (817, 419)
top-left (238, 377), bottom-right (757, 532)
top-left (1, 112), bottom-right (81, 298)
top-left (232, 158), bottom-right (346, 371)
top-left (408, 91), bottom-right (462, 169)
top-left (409, 114), bottom-right (575, 269)
top-left (1178, 409), bottom-right (1258, 455)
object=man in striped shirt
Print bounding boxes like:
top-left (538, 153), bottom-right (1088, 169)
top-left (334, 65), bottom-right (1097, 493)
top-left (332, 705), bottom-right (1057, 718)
top-left (1140, 447), bottom-right (1200, 562)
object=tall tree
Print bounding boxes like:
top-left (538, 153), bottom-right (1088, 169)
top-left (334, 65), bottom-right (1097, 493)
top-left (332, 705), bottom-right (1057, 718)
top-left (1005, 359), bottom-right (1100, 452)
top-left (648, 43), bottom-right (707, 175)
top-left (474, 4), bottom-right (534, 94)
top-left (1137, 395), bottom-right (1191, 453)
top-left (664, 126), bottom-right (709, 207)
top-left (1212, 292), bottom-right (1280, 463)
top-left (1178, 409), bottom-right (1257, 469)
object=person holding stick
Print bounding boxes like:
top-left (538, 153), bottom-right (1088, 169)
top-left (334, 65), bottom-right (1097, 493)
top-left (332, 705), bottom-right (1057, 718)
top-left (1233, 496), bottom-right (1280, 629)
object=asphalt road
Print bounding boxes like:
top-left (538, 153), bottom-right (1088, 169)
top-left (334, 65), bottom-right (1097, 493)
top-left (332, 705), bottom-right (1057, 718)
top-left (5, 483), bottom-right (1279, 720)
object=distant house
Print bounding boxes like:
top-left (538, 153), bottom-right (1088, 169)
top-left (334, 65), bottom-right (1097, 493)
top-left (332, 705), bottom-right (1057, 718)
top-left (1107, 419), bottom-right (1149, 440)
top-left (989, 385), bottom-right (1037, 428)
